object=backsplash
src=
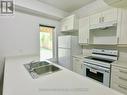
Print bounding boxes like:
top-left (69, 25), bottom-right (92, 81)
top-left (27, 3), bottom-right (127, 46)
top-left (82, 45), bottom-right (92, 56)
top-left (118, 47), bottom-right (127, 62)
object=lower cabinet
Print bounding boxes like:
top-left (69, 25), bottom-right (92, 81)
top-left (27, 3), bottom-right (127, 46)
top-left (72, 57), bottom-right (83, 75)
top-left (111, 65), bottom-right (127, 95)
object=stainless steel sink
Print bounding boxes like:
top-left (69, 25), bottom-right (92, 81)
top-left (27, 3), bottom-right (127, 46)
top-left (24, 61), bottom-right (61, 79)
top-left (30, 61), bottom-right (50, 68)
top-left (33, 65), bottom-right (60, 75)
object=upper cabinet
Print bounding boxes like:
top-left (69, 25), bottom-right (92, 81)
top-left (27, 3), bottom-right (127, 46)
top-left (102, 8), bottom-right (118, 23)
top-left (90, 8), bottom-right (118, 26)
top-left (89, 8), bottom-right (118, 45)
top-left (79, 17), bottom-right (89, 44)
top-left (60, 15), bottom-right (78, 32)
top-left (77, 8), bottom-right (127, 46)
top-left (90, 13), bottom-right (102, 25)
top-left (117, 9), bottom-right (127, 45)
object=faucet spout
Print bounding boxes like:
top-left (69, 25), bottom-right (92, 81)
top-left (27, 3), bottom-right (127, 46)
top-left (29, 60), bottom-right (35, 72)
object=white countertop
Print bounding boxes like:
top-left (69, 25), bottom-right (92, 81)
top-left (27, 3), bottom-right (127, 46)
top-left (72, 54), bottom-right (86, 59)
top-left (112, 60), bottom-right (127, 69)
top-left (3, 55), bottom-right (124, 95)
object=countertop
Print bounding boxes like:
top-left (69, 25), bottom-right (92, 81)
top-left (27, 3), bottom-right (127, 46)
top-left (3, 55), bottom-right (124, 95)
top-left (72, 54), bottom-right (86, 59)
top-left (112, 60), bottom-right (127, 69)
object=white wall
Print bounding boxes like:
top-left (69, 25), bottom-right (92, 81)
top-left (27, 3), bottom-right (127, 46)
top-left (0, 11), bottom-right (60, 80)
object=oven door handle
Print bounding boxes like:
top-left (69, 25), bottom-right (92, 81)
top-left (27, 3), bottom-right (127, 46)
top-left (83, 62), bottom-right (110, 73)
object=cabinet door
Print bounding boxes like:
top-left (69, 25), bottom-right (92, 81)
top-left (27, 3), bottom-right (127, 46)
top-left (73, 57), bottom-right (83, 75)
top-left (67, 21), bottom-right (74, 31)
top-left (90, 13), bottom-right (101, 25)
top-left (60, 15), bottom-right (77, 31)
top-left (79, 17), bottom-right (89, 44)
top-left (61, 25), bottom-right (67, 31)
top-left (102, 8), bottom-right (118, 23)
top-left (118, 9), bottom-right (127, 44)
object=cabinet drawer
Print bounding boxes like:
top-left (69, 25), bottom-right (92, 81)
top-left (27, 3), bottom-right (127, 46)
top-left (111, 82), bottom-right (127, 95)
top-left (112, 74), bottom-right (127, 86)
top-left (112, 66), bottom-right (127, 77)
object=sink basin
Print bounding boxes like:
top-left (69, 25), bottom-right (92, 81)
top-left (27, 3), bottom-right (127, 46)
top-left (29, 61), bottom-right (49, 68)
top-left (33, 65), bottom-right (60, 75)
top-left (24, 61), bottom-right (61, 79)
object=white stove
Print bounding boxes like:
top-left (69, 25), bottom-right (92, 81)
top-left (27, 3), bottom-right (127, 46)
top-left (83, 49), bottom-right (118, 87)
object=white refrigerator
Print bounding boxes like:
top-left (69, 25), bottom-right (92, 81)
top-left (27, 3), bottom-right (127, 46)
top-left (58, 35), bottom-right (82, 70)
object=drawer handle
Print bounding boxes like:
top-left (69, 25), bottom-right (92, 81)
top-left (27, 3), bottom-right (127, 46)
top-left (119, 77), bottom-right (127, 81)
top-left (119, 85), bottom-right (127, 90)
top-left (119, 70), bottom-right (127, 74)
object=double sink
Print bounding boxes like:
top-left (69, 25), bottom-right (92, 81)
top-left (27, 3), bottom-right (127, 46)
top-left (24, 61), bottom-right (61, 79)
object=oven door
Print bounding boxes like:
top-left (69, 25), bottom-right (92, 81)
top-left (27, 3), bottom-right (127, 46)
top-left (83, 62), bottom-right (110, 87)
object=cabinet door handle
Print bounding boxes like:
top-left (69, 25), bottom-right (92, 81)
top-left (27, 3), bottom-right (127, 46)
top-left (118, 85), bottom-right (127, 90)
top-left (117, 37), bottom-right (119, 44)
top-left (81, 64), bottom-right (82, 69)
top-left (119, 69), bottom-right (127, 74)
top-left (119, 77), bottom-right (127, 81)
top-left (102, 17), bottom-right (104, 22)
top-left (87, 38), bottom-right (89, 44)
top-left (99, 17), bottom-right (101, 23)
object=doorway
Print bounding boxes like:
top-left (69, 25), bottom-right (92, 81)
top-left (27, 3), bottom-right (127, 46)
top-left (39, 25), bottom-right (55, 60)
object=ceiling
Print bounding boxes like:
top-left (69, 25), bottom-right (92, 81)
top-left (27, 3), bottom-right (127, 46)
top-left (38, 0), bottom-right (96, 12)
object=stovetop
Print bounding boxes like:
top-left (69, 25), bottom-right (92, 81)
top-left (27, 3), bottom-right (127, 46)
top-left (85, 56), bottom-right (115, 63)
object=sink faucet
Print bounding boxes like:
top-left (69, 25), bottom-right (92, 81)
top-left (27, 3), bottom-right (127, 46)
top-left (29, 61), bottom-right (35, 72)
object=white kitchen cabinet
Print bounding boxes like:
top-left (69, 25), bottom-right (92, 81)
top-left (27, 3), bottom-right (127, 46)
top-left (73, 57), bottom-right (83, 75)
top-left (60, 15), bottom-right (78, 32)
top-left (79, 16), bottom-right (89, 44)
top-left (117, 9), bottom-right (127, 45)
top-left (102, 8), bottom-right (118, 23)
top-left (111, 65), bottom-right (127, 95)
top-left (90, 13), bottom-right (101, 25)
top-left (89, 8), bottom-right (118, 45)
top-left (90, 8), bottom-right (118, 26)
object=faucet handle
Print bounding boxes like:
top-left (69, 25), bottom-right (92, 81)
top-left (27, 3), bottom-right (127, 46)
top-left (28, 60), bottom-right (35, 70)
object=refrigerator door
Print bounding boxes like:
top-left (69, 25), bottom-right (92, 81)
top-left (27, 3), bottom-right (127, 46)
top-left (58, 36), bottom-right (71, 48)
top-left (58, 48), bottom-right (72, 70)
